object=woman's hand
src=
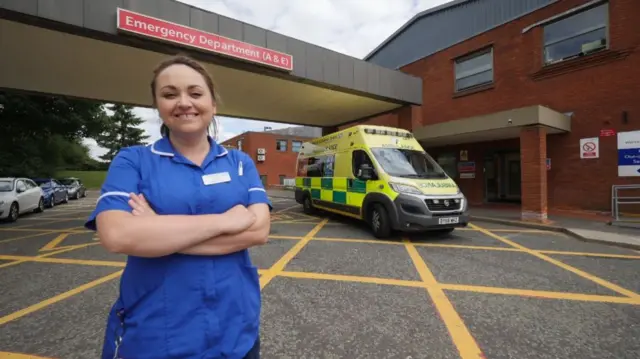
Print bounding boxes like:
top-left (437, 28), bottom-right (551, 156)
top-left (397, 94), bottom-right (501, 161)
top-left (222, 204), bottom-right (257, 233)
top-left (129, 193), bottom-right (157, 216)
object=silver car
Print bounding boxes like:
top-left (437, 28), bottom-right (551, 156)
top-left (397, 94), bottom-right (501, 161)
top-left (0, 177), bottom-right (45, 222)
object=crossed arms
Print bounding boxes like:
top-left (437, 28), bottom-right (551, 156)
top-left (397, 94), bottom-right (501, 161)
top-left (95, 193), bottom-right (270, 258)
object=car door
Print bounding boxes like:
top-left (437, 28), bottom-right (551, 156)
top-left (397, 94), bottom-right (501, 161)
top-left (15, 180), bottom-right (32, 213)
top-left (24, 179), bottom-right (40, 210)
top-left (53, 180), bottom-right (65, 202)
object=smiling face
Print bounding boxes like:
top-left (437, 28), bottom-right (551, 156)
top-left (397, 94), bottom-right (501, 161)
top-left (153, 63), bottom-right (216, 137)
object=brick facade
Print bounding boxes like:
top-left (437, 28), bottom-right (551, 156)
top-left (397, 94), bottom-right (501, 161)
top-left (361, 0), bottom-right (640, 213)
top-left (221, 132), bottom-right (315, 188)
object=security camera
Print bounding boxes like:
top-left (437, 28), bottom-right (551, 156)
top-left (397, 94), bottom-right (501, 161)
top-left (507, 118), bottom-right (513, 124)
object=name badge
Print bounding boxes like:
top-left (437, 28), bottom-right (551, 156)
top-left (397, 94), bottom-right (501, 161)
top-left (202, 172), bottom-right (231, 185)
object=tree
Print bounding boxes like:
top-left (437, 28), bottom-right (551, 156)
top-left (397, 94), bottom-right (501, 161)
top-left (0, 91), bottom-right (109, 177)
top-left (95, 104), bottom-right (150, 162)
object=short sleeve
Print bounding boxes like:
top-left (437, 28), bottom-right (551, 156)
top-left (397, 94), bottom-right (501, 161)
top-left (239, 153), bottom-right (273, 211)
top-left (85, 147), bottom-right (142, 231)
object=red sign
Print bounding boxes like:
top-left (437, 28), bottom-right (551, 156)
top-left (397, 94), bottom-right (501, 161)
top-left (600, 129), bottom-right (616, 137)
top-left (116, 8), bottom-right (293, 71)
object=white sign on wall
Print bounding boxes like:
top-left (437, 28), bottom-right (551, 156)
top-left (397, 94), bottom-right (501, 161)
top-left (580, 137), bottom-right (599, 159)
top-left (617, 130), bottom-right (640, 177)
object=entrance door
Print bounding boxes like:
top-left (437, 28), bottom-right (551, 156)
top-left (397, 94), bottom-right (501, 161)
top-left (484, 155), bottom-right (498, 202)
top-left (504, 153), bottom-right (521, 200)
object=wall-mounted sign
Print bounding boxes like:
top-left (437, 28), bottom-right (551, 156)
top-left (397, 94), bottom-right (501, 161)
top-left (600, 129), bottom-right (616, 137)
top-left (617, 130), bottom-right (640, 177)
top-left (459, 150), bottom-right (468, 161)
top-left (580, 137), bottom-right (599, 159)
top-left (459, 173), bottom-right (475, 179)
top-left (116, 8), bottom-right (293, 71)
top-left (457, 161), bottom-right (475, 173)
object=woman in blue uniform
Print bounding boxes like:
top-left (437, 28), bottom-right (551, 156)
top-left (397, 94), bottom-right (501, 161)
top-left (85, 55), bottom-right (271, 359)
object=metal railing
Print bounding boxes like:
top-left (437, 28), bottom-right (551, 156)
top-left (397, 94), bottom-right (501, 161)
top-left (611, 184), bottom-right (640, 222)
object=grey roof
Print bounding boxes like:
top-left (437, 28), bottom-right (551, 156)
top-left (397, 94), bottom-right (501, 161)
top-left (265, 126), bottom-right (321, 138)
top-left (364, 0), bottom-right (557, 69)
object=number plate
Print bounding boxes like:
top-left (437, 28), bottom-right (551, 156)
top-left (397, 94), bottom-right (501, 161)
top-left (438, 217), bottom-right (459, 225)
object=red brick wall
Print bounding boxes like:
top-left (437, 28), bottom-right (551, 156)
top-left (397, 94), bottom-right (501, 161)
top-left (400, 0), bottom-right (640, 211)
top-left (221, 132), bottom-right (313, 188)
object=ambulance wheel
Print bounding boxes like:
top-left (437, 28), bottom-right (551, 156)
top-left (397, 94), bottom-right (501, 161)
top-left (302, 195), bottom-right (315, 215)
top-left (369, 203), bottom-right (391, 239)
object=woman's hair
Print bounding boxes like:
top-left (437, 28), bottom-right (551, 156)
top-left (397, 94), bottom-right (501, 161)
top-left (150, 54), bottom-right (221, 140)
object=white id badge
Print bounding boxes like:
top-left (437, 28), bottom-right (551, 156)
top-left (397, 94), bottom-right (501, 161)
top-left (202, 172), bottom-right (231, 185)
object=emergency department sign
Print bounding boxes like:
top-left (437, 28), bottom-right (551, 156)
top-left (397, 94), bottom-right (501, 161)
top-left (617, 130), bottom-right (640, 177)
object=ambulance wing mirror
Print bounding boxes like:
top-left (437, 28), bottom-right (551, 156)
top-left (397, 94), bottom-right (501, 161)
top-left (357, 164), bottom-right (375, 180)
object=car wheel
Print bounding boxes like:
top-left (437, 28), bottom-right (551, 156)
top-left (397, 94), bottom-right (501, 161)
top-left (302, 195), bottom-right (315, 215)
top-left (63, 193), bottom-right (69, 204)
top-left (369, 203), bottom-right (392, 239)
top-left (34, 197), bottom-right (45, 213)
top-left (8, 202), bottom-right (19, 222)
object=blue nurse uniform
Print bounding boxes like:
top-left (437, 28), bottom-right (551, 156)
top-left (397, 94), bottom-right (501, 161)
top-left (85, 136), bottom-right (272, 359)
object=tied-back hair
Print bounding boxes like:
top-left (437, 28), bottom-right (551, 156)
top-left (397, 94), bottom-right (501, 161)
top-left (152, 54), bottom-right (221, 142)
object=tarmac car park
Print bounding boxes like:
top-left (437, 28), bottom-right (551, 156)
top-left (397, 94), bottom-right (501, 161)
top-left (0, 192), bottom-right (638, 359)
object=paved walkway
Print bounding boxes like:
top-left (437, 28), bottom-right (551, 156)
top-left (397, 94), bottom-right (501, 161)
top-left (267, 189), bottom-right (640, 250)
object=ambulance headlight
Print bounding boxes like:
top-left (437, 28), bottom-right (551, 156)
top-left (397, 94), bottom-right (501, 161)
top-left (389, 183), bottom-right (422, 195)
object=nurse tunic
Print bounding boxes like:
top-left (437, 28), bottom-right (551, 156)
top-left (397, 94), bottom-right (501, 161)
top-left (85, 136), bottom-right (272, 359)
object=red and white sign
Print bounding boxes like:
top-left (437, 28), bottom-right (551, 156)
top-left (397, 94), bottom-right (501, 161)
top-left (600, 128), bottom-right (616, 137)
top-left (116, 8), bottom-right (293, 71)
top-left (580, 137), bottom-right (599, 159)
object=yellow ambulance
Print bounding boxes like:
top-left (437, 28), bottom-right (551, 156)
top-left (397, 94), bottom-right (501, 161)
top-left (294, 124), bottom-right (469, 238)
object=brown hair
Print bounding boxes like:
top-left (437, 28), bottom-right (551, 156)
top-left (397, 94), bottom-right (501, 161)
top-left (150, 54), bottom-right (221, 138)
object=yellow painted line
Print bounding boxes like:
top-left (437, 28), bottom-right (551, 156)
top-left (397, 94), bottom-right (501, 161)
top-left (260, 218), bottom-right (329, 289)
top-left (0, 270), bottom-right (123, 326)
top-left (0, 243), bottom-right (99, 269)
top-left (442, 283), bottom-right (640, 305)
top-left (538, 250), bottom-right (640, 260)
top-left (470, 223), bottom-right (640, 300)
top-left (0, 231), bottom-right (57, 244)
top-left (0, 254), bottom-right (125, 268)
top-left (39, 233), bottom-right (70, 252)
top-left (0, 352), bottom-right (55, 359)
top-left (315, 236), bottom-right (402, 245)
top-left (275, 204), bottom-right (301, 213)
top-left (278, 270), bottom-right (426, 288)
top-left (404, 239), bottom-right (484, 359)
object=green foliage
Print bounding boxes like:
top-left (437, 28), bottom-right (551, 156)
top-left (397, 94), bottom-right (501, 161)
top-left (0, 91), bottom-right (109, 177)
top-left (95, 104), bottom-right (150, 162)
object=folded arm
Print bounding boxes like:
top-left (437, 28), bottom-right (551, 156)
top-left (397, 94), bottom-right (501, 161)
top-left (180, 203), bottom-right (270, 256)
top-left (95, 209), bottom-right (237, 257)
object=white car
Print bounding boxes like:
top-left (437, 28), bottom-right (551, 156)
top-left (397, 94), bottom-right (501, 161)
top-left (0, 177), bottom-right (45, 222)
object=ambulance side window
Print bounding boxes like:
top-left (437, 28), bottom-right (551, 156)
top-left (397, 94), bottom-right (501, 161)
top-left (351, 150), bottom-right (375, 177)
top-left (307, 157), bottom-right (323, 177)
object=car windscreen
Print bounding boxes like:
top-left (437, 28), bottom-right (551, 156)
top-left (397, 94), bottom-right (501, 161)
top-left (0, 180), bottom-right (13, 192)
top-left (58, 179), bottom-right (77, 186)
top-left (370, 147), bottom-right (448, 179)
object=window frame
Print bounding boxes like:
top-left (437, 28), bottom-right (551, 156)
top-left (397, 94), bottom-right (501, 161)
top-left (291, 140), bottom-right (302, 153)
top-left (541, 2), bottom-right (609, 66)
top-left (276, 139), bottom-right (288, 152)
top-left (453, 46), bottom-right (494, 93)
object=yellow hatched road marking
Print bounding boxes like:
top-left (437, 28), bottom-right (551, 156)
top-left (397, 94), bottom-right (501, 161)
top-left (470, 223), bottom-right (640, 300)
top-left (404, 239), bottom-right (485, 359)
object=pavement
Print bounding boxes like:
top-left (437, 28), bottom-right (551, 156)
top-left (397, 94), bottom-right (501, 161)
top-left (268, 189), bottom-right (640, 251)
top-left (0, 192), bottom-right (639, 358)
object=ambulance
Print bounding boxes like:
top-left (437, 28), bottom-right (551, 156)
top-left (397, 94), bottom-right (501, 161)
top-left (294, 125), bottom-right (469, 238)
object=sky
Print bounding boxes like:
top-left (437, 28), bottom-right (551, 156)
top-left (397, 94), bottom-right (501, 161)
top-left (85, 0), bottom-right (451, 160)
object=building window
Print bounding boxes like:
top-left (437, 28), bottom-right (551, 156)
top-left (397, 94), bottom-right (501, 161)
top-left (454, 47), bottom-right (493, 92)
top-left (543, 3), bottom-right (608, 65)
top-left (437, 153), bottom-right (458, 179)
top-left (292, 140), bottom-right (302, 152)
top-left (279, 175), bottom-right (286, 185)
top-left (276, 139), bottom-right (287, 151)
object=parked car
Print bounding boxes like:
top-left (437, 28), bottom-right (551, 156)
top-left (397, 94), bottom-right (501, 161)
top-left (33, 178), bottom-right (69, 208)
top-left (57, 177), bottom-right (87, 199)
top-left (0, 177), bottom-right (45, 222)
